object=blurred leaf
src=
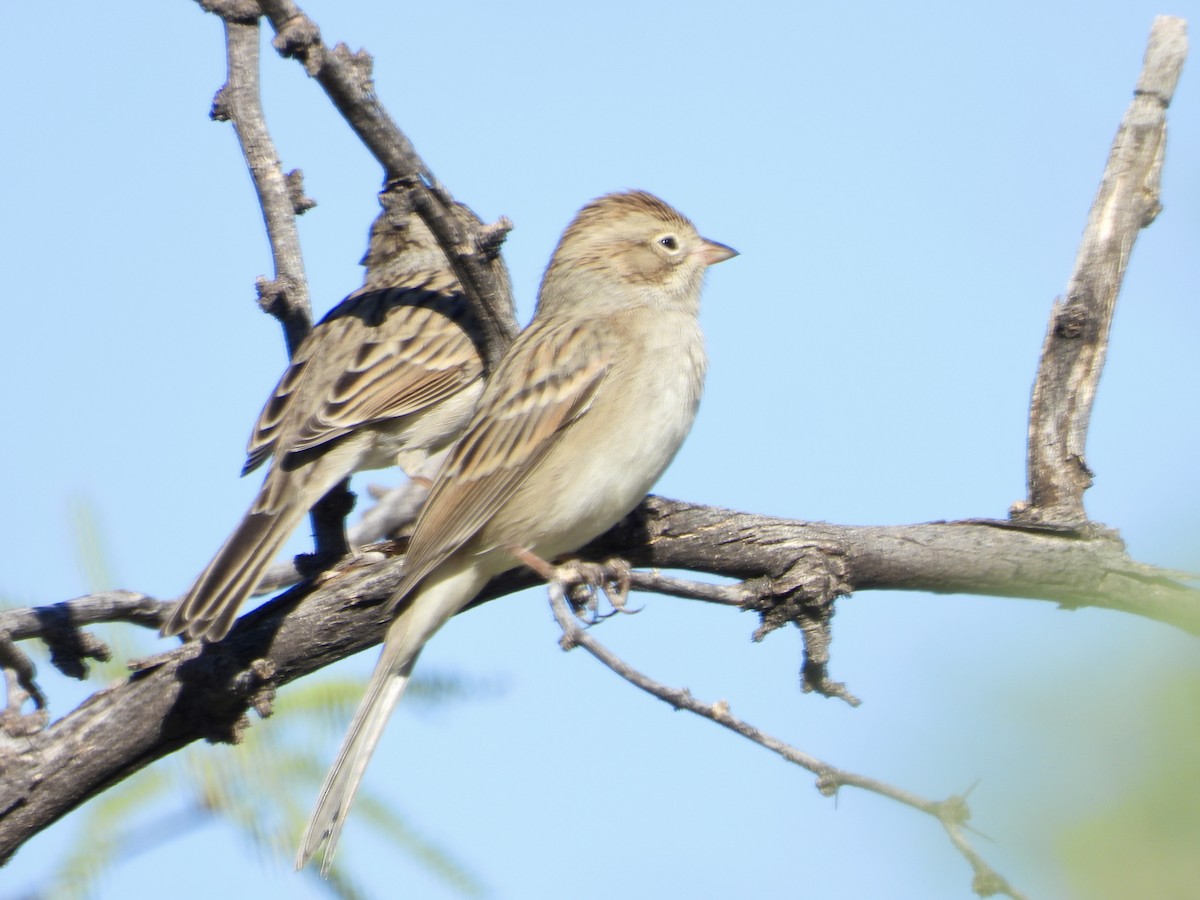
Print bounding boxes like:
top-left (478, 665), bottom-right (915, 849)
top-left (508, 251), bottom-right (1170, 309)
top-left (68, 495), bottom-right (115, 595)
top-left (66, 496), bottom-right (139, 682)
top-left (1057, 669), bottom-right (1200, 900)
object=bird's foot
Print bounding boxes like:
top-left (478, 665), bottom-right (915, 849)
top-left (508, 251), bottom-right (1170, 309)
top-left (509, 548), bottom-right (636, 623)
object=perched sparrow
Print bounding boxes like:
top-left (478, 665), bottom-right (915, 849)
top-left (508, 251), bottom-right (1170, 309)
top-left (297, 190), bottom-right (736, 873)
top-left (162, 213), bottom-right (488, 642)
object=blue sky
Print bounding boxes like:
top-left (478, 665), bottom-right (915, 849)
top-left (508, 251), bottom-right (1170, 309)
top-left (4, 2), bottom-right (1199, 898)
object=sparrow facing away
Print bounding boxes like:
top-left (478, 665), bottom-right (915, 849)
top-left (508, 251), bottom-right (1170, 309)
top-left (162, 213), bottom-right (488, 643)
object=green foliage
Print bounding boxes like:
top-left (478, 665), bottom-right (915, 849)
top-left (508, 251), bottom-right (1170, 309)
top-left (1056, 669), bottom-right (1200, 899)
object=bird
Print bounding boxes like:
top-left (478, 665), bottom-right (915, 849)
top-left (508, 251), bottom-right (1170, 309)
top-left (296, 189), bottom-right (737, 874)
top-left (161, 211), bottom-right (489, 643)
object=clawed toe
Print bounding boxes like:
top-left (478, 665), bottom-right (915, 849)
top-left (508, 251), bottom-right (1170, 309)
top-left (509, 547), bottom-right (637, 623)
top-left (564, 557), bottom-right (634, 620)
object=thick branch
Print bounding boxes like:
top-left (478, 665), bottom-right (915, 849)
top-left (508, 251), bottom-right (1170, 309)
top-left (1015, 16), bottom-right (1187, 528)
top-left (2, 495), bottom-right (1196, 862)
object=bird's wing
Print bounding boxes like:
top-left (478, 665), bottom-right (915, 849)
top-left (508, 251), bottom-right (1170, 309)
top-left (392, 316), bottom-right (614, 600)
top-left (243, 285), bottom-right (483, 475)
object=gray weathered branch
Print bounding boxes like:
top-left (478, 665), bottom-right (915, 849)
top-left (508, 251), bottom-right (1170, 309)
top-left (198, 0), bottom-right (518, 567)
top-left (1014, 15), bottom-right (1187, 529)
top-left (208, 9), bottom-right (313, 354)
top-left (2, 496), bottom-right (1196, 863)
top-left (203, 6), bottom-right (373, 560)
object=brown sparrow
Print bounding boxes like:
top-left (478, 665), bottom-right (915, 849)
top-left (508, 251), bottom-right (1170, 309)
top-left (296, 190), bottom-right (737, 873)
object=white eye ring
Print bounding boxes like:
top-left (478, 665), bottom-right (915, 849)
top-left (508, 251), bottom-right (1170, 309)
top-left (657, 234), bottom-right (680, 252)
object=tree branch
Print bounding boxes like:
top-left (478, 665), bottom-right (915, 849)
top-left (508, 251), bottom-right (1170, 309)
top-left (586, 499), bottom-right (1200, 636)
top-left (208, 8), bottom-right (314, 354)
top-left (1014, 15), bottom-right (1188, 529)
top-left (2, 493), bottom-right (1196, 862)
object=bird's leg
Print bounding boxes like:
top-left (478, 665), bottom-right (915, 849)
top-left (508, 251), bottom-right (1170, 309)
top-left (508, 548), bottom-right (635, 622)
top-left (304, 478), bottom-right (357, 567)
top-left (296, 479), bottom-right (369, 587)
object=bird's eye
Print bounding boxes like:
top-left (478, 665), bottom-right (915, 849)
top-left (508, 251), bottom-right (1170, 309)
top-left (657, 235), bottom-right (680, 251)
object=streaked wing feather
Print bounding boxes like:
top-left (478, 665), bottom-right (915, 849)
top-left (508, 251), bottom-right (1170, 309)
top-left (243, 286), bottom-right (481, 472)
top-left (243, 346), bottom-right (319, 475)
top-left (392, 319), bottom-right (613, 599)
top-left (286, 362), bottom-right (478, 456)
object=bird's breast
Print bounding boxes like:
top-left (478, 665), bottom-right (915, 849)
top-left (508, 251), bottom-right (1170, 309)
top-left (496, 309), bottom-right (706, 560)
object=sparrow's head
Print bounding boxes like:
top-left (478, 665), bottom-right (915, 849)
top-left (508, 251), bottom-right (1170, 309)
top-left (538, 190), bottom-right (736, 317)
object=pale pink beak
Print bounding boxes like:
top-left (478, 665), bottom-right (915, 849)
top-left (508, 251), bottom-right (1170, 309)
top-left (699, 238), bottom-right (738, 266)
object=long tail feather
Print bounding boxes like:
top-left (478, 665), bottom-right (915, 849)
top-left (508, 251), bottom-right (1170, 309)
top-left (296, 563), bottom-right (486, 875)
top-left (162, 502), bottom-right (306, 641)
top-left (298, 634), bottom-right (418, 876)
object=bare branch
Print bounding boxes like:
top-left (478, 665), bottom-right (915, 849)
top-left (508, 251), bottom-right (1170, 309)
top-left (202, 1), bottom-right (518, 567)
top-left (0, 592), bottom-right (171, 641)
top-left (260, 502), bottom-right (769, 610)
top-left (209, 12), bottom-right (313, 354)
top-left (2, 489), bottom-right (1196, 862)
top-left (198, 0), bottom-right (259, 20)
top-left (583, 498), bottom-right (1200, 636)
top-left (1014, 16), bottom-right (1188, 529)
top-left (0, 593), bottom-right (166, 724)
top-left (545, 582), bottom-right (1028, 900)
top-left (0, 633), bottom-right (47, 740)
top-left (625, 570), bottom-right (750, 607)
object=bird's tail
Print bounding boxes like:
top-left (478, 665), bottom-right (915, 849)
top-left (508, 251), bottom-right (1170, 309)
top-left (296, 563), bottom-right (486, 876)
top-left (161, 500), bottom-right (307, 642)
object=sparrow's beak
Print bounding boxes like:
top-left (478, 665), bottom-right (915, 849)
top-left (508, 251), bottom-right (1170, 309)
top-left (699, 238), bottom-right (738, 266)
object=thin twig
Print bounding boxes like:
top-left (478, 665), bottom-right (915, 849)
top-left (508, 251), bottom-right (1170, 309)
top-left (1, 634), bottom-right (40, 723)
top-left (546, 583), bottom-right (1028, 900)
top-left (0, 592), bottom-right (163, 699)
top-left (209, 11), bottom-right (313, 353)
top-left (206, 0), bottom-right (513, 565)
top-left (1014, 15), bottom-right (1188, 529)
top-left (625, 570), bottom-right (751, 606)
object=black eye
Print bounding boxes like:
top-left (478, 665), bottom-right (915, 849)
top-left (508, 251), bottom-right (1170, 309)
top-left (658, 235), bottom-right (679, 251)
